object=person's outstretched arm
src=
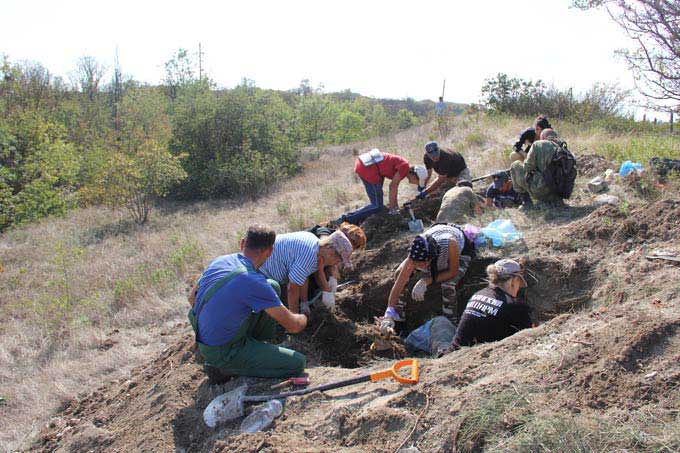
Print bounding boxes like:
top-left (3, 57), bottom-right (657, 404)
top-left (265, 306), bottom-right (308, 333)
top-left (387, 258), bottom-right (414, 308)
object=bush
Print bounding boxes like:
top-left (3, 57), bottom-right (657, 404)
top-left (397, 108), bottom-right (415, 129)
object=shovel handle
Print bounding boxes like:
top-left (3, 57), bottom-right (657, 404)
top-left (370, 359), bottom-right (419, 384)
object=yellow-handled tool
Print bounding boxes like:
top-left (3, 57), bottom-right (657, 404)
top-left (204, 359), bottom-right (419, 427)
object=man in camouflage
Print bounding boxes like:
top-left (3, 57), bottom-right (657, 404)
top-left (510, 119), bottom-right (564, 208)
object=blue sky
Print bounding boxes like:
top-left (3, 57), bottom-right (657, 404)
top-left (2, 0), bottom-right (657, 116)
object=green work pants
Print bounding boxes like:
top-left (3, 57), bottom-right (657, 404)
top-left (510, 160), bottom-right (561, 203)
top-left (190, 310), bottom-right (306, 378)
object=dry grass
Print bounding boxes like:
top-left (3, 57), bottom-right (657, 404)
top-left (0, 113), bottom-right (676, 451)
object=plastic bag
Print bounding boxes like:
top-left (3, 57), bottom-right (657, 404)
top-left (404, 316), bottom-right (457, 357)
top-left (479, 219), bottom-right (523, 247)
top-left (619, 160), bottom-right (642, 177)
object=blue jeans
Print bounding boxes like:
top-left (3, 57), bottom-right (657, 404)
top-left (343, 177), bottom-right (384, 225)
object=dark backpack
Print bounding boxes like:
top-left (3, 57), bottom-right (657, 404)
top-left (543, 139), bottom-right (577, 199)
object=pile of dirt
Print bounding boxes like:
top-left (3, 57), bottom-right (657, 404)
top-left (563, 197), bottom-right (680, 250)
top-left (577, 154), bottom-right (616, 177)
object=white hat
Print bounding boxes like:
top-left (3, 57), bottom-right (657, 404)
top-left (413, 165), bottom-right (428, 187)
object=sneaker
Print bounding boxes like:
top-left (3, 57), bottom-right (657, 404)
top-left (518, 193), bottom-right (534, 212)
top-left (204, 364), bottom-right (234, 385)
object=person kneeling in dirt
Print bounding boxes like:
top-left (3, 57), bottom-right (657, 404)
top-left (260, 229), bottom-right (354, 315)
top-left (305, 222), bottom-right (366, 309)
top-left (337, 148), bottom-right (428, 225)
top-left (383, 223), bottom-right (475, 327)
top-left (189, 225), bottom-right (308, 383)
top-left (419, 141), bottom-right (472, 199)
top-left (436, 185), bottom-right (484, 224)
top-left (448, 259), bottom-right (532, 350)
top-left (510, 127), bottom-right (537, 163)
top-left (485, 170), bottom-right (521, 209)
top-left (510, 126), bottom-right (571, 209)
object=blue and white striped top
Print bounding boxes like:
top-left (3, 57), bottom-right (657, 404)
top-left (427, 224), bottom-right (465, 271)
top-left (260, 232), bottom-right (320, 286)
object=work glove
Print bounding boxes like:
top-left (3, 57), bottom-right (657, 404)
top-left (388, 207), bottom-right (399, 215)
top-left (416, 191), bottom-right (427, 200)
top-left (383, 305), bottom-right (403, 321)
top-left (379, 316), bottom-right (396, 337)
top-left (328, 276), bottom-right (338, 293)
top-left (411, 278), bottom-right (428, 301)
top-left (321, 291), bottom-right (335, 310)
top-left (300, 301), bottom-right (311, 316)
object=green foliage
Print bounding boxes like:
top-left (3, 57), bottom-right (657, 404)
top-left (397, 108), bottom-right (415, 129)
top-left (481, 73), bottom-right (629, 121)
top-left (0, 53), bottom-right (433, 230)
top-left (334, 110), bottom-right (365, 143)
top-left (83, 87), bottom-right (186, 224)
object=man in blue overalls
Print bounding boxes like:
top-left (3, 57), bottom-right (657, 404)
top-left (189, 225), bottom-right (308, 384)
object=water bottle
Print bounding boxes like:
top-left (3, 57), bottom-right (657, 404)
top-left (239, 399), bottom-right (284, 434)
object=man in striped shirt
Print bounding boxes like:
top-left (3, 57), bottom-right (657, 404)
top-left (260, 230), bottom-right (354, 315)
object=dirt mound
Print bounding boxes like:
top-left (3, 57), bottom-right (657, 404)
top-left (563, 197), bottom-right (680, 250)
top-left (577, 154), bottom-right (615, 177)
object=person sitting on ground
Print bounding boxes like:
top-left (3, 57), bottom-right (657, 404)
top-left (419, 141), bottom-right (472, 199)
top-left (382, 223), bottom-right (475, 328)
top-left (259, 230), bottom-right (354, 315)
top-left (436, 185), bottom-right (484, 223)
top-left (337, 148), bottom-right (428, 225)
top-left (305, 222), bottom-right (366, 308)
top-left (449, 259), bottom-right (532, 350)
top-left (189, 225), bottom-right (308, 383)
top-left (485, 170), bottom-right (521, 209)
top-left (510, 122), bottom-right (566, 209)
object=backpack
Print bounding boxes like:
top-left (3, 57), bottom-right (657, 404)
top-left (543, 139), bottom-right (577, 199)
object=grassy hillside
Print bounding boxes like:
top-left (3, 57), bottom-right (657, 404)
top-left (2, 113), bottom-right (679, 451)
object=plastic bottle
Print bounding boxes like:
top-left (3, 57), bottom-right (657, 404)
top-left (239, 399), bottom-right (284, 434)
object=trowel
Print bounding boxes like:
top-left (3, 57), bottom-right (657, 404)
top-left (403, 202), bottom-right (423, 233)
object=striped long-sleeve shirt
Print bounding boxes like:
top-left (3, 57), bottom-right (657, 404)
top-left (259, 232), bottom-right (320, 286)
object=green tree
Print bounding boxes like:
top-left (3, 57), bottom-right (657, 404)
top-left (84, 87), bottom-right (186, 223)
top-left (334, 110), bottom-right (365, 143)
top-left (397, 108), bottom-right (415, 129)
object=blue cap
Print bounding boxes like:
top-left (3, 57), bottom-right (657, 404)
top-left (424, 141), bottom-right (440, 158)
top-left (492, 171), bottom-right (509, 189)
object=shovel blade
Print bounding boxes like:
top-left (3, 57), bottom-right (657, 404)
top-left (409, 220), bottom-right (424, 233)
top-left (203, 384), bottom-right (248, 427)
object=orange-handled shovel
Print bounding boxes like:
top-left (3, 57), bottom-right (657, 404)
top-left (204, 359), bottom-right (419, 427)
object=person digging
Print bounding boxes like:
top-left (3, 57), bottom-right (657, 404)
top-left (259, 230), bottom-right (354, 316)
top-left (378, 223), bottom-right (475, 334)
top-left (418, 141), bottom-right (472, 200)
top-left (189, 225), bottom-right (308, 384)
top-left (305, 222), bottom-right (366, 310)
top-left (337, 148), bottom-right (428, 225)
top-left (441, 259), bottom-right (532, 354)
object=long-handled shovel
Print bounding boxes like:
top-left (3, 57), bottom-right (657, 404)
top-left (203, 359), bottom-right (419, 427)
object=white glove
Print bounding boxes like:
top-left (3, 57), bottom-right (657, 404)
top-left (384, 306), bottom-right (403, 321)
top-left (300, 301), bottom-right (311, 316)
top-left (328, 276), bottom-right (338, 293)
top-left (321, 291), bottom-right (335, 310)
top-left (379, 317), bottom-right (396, 337)
top-left (411, 278), bottom-right (428, 301)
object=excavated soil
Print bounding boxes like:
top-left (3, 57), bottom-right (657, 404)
top-left (577, 154), bottom-right (616, 177)
top-left (29, 189), bottom-right (680, 451)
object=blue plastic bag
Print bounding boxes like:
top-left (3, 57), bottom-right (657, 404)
top-left (619, 160), bottom-right (642, 176)
top-left (405, 316), bottom-right (457, 357)
top-left (479, 219), bottom-right (523, 247)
